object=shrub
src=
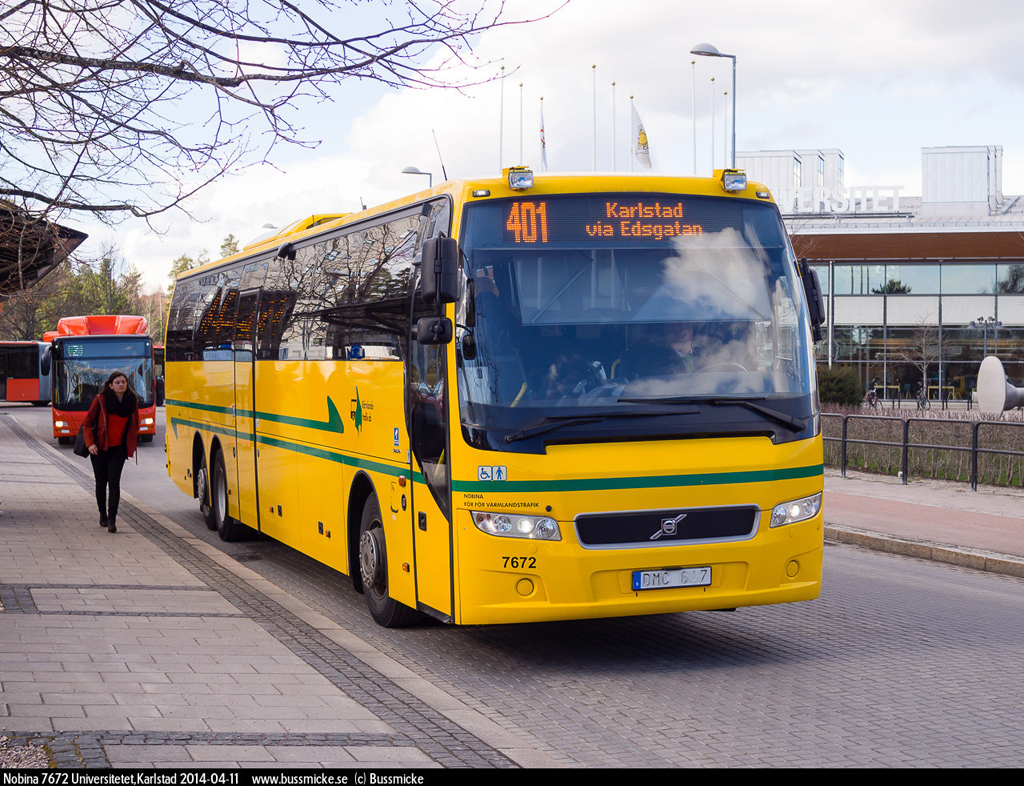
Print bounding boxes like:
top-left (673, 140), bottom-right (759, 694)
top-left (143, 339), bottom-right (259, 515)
top-left (817, 365), bottom-right (863, 406)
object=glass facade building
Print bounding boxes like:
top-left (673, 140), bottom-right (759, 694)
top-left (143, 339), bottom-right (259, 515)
top-left (739, 145), bottom-right (1024, 399)
top-left (811, 260), bottom-right (1024, 398)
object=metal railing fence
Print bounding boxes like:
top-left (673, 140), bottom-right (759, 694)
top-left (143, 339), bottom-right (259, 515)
top-left (822, 413), bottom-right (1024, 491)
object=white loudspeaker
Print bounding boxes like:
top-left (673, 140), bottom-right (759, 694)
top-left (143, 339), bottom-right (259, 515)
top-left (977, 356), bottom-right (1024, 413)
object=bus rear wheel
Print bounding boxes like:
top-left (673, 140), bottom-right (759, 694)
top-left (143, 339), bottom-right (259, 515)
top-left (358, 497), bottom-right (421, 628)
top-left (197, 452), bottom-right (216, 530)
top-left (212, 450), bottom-right (246, 542)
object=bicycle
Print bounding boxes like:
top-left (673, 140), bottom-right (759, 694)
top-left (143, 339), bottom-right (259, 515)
top-left (915, 388), bottom-right (931, 410)
top-left (864, 388), bottom-right (879, 410)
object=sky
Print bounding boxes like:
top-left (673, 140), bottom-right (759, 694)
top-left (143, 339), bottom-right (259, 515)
top-left (77, 0), bottom-right (1024, 293)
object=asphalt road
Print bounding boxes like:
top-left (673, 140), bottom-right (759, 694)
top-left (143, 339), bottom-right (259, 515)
top-left (11, 403), bottom-right (1024, 767)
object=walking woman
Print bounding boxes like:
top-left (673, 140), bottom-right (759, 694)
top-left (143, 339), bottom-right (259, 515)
top-left (81, 371), bottom-right (140, 533)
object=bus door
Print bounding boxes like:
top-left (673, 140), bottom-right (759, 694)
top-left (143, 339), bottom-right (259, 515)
top-left (232, 288), bottom-right (261, 529)
top-left (0, 350), bottom-right (7, 400)
top-left (408, 340), bottom-right (453, 620)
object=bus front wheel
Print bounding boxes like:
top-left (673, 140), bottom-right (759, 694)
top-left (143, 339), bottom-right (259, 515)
top-left (358, 497), bottom-right (421, 628)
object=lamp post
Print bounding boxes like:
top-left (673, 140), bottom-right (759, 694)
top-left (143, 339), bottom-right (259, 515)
top-left (970, 316), bottom-right (1001, 356)
top-left (690, 42), bottom-right (736, 168)
top-left (401, 166), bottom-right (432, 188)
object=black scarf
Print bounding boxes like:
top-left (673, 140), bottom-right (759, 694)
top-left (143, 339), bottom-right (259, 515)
top-left (104, 388), bottom-right (136, 416)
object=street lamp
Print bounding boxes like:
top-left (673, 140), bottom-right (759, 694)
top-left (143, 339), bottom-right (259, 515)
top-left (970, 316), bottom-right (1002, 356)
top-left (401, 166), bottom-right (432, 188)
top-left (690, 42), bottom-right (736, 168)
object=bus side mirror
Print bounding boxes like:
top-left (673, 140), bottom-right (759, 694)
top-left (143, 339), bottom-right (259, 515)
top-left (420, 237), bottom-right (459, 305)
top-left (799, 259), bottom-right (825, 342)
top-left (41, 344), bottom-right (51, 375)
top-left (415, 316), bottom-right (453, 345)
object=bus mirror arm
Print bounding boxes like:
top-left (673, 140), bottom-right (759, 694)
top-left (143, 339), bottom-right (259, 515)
top-left (798, 258), bottom-right (825, 342)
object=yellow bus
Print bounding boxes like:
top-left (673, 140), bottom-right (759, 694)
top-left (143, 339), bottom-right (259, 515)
top-left (165, 167), bottom-right (826, 627)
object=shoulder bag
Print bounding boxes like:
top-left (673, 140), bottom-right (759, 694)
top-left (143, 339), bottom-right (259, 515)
top-left (73, 430), bottom-right (90, 458)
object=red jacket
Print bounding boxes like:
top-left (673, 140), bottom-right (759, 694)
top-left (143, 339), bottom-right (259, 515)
top-left (82, 392), bottom-right (140, 458)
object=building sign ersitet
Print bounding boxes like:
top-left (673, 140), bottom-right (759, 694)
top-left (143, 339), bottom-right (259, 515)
top-left (776, 186), bottom-right (905, 214)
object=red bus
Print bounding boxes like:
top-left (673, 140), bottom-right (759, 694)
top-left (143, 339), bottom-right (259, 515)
top-left (45, 315), bottom-right (157, 443)
top-left (153, 343), bottom-right (165, 406)
top-left (0, 341), bottom-right (51, 404)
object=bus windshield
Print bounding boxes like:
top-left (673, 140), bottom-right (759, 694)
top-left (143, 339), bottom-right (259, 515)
top-left (53, 337), bottom-right (155, 410)
top-left (456, 193), bottom-right (818, 448)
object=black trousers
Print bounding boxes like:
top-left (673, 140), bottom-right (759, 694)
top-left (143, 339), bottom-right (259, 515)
top-left (91, 444), bottom-right (128, 521)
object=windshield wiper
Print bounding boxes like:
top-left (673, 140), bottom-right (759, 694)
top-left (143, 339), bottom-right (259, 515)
top-left (504, 406), bottom-right (698, 443)
top-left (618, 395), bottom-right (808, 432)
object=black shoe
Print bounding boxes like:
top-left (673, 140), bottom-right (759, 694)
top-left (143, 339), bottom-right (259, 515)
top-left (100, 516), bottom-right (108, 528)
top-left (107, 518), bottom-right (117, 533)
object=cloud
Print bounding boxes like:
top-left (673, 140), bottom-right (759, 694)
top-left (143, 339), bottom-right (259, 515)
top-left (73, 0), bottom-right (1024, 292)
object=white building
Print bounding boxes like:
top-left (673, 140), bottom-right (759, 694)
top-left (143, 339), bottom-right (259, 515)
top-left (739, 145), bottom-right (1024, 397)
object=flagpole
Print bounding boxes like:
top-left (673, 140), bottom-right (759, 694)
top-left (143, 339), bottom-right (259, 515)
top-left (592, 65), bottom-right (597, 171)
top-left (539, 96), bottom-right (546, 171)
top-left (611, 81), bottom-right (616, 172)
top-left (723, 89), bottom-right (728, 171)
top-left (629, 95), bottom-right (634, 173)
top-left (498, 65), bottom-right (505, 171)
top-left (519, 82), bottom-right (524, 165)
top-left (691, 60), bottom-right (697, 175)
top-left (539, 96), bottom-right (547, 171)
top-left (710, 76), bottom-right (716, 172)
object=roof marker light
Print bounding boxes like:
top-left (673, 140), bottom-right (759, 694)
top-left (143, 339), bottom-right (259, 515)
top-left (507, 167), bottom-right (534, 191)
top-left (721, 169), bottom-right (747, 192)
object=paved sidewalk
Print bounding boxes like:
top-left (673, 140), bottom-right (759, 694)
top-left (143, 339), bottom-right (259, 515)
top-left (824, 468), bottom-right (1024, 578)
top-left (1, 409), bottom-right (1022, 768)
top-left (0, 413), bottom-right (555, 769)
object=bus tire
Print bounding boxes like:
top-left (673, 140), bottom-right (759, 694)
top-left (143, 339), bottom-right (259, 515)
top-left (212, 450), bottom-right (245, 542)
top-left (197, 451), bottom-right (217, 530)
top-left (358, 497), bottom-right (421, 628)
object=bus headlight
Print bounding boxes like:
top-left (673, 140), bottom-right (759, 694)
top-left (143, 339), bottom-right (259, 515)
top-left (770, 493), bottom-right (822, 528)
top-left (55, 420), bottom-right (68, 428)
top-left (472, 511), bottom-right (561, 540)
top-left (142, 417), bottom-right (154, 426)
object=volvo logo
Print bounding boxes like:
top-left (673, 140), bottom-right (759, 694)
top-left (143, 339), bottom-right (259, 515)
top-left (651, 512), bottom-right (687, 540)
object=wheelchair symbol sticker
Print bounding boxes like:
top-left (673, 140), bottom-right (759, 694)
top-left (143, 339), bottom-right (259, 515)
top-left (478, 466), bottom-right (508, 481)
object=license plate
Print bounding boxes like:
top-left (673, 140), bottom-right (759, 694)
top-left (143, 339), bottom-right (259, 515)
top-left (632, 566), bottom-right (712, 591)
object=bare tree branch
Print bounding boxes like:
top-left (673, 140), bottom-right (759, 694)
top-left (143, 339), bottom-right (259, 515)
top-left (0, 0), bottom-right (561, 228)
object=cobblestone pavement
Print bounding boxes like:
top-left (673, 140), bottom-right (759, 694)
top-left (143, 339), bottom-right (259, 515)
top-left (0, 414), bottom-right (547, 768)
top-left (3, 409), bottom-right (1024, 768)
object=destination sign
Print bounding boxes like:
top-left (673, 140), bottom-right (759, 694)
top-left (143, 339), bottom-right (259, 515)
top-left (503, 198), bottom-right (704, 245)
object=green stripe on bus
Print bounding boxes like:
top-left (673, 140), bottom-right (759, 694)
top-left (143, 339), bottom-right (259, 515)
top-left (170, 416), bottom-right (406, 478)
top-left (169, 417), bottom-right (239, 441)
top-left (166, 399), bottom-right (252, 419)
top-left (166, 397), bottom-right (344, 434)
top-left (450, 464), bottom-right (823, 493)
top-left (170, 405), bottom-right (821, 493)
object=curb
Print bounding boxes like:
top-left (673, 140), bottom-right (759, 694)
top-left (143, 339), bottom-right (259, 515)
top-left (825, 523), bottom-right (1024, 579)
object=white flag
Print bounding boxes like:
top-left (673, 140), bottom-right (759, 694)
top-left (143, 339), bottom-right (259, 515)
top-left (540, 101), bottom-right (548, 171)
top-left (632, 103), bottom-right (652, 169)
